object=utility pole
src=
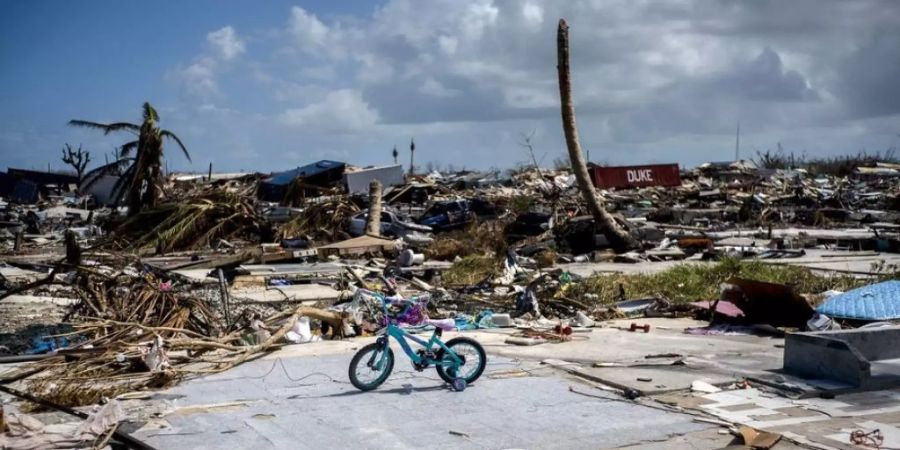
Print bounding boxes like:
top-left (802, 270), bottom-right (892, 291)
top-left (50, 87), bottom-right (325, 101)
top-left (735, 121), bottom-right (741, 161)
top-left (409, 138), bottom-right (415, 176)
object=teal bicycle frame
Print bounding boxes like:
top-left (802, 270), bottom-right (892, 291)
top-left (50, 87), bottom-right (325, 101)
top-left (366, 293), bottom-right (464, 373)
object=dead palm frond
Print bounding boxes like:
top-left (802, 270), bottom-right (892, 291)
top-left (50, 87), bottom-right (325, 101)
top-left (115, 191), bottom-right (262, 252)
top-left (279, 197), bottom-right (360, 243)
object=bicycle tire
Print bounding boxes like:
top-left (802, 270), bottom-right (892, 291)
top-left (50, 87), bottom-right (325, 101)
top-left (349, 343), bottom-right (394, 391)
top-left (436, 337), bottom-right (487, 385)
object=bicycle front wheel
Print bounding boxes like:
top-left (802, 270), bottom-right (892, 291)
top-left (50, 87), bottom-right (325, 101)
top-left (349, 342), bottom-right (394, 391)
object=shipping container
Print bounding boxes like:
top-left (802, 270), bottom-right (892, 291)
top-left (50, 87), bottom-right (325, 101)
top-left (590, 164), bottom-right (681, 189)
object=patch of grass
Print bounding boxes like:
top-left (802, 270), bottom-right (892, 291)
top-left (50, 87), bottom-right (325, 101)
top-left (565, 257), bottom-right (864, 304)
top-left (442, 254), bottom-right (498, 286)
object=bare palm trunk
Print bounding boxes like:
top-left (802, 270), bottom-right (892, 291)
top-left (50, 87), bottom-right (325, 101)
top-left (366, 180), bottom-right (383, 237)
top-left (557, 19), bottom-right (638, 252)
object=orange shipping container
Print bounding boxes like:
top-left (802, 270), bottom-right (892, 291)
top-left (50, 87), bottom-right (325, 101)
top-left (590, 164), bottom-right (681, 189)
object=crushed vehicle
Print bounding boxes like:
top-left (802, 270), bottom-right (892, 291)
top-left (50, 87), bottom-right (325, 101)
top-left (417, 199), bottom-right (476, 231)
top-left (347, 209), bottom-right (432, 238)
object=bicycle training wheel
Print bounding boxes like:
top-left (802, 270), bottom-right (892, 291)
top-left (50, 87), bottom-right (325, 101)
top-left (436, 337), bottom-right (487, 385)
top-left (349, 343), bottom-right (394, 391)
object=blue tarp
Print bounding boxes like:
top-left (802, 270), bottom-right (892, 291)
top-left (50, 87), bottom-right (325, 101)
top-left (264, 160), bottom-right (345, 186)
top-left (258, 160), bottom-right (346, 201)
top-left (817, 280), bottom-right (900, 321)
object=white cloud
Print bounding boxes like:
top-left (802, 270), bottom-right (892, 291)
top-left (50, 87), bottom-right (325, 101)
top-left (437, 35), bottom-right (458, 55)
top-left (207, 26), bottom-right (245, 60)
top-left (168, 56), bottom-right (220, 99)
top-left (288, 6), bottom-right (330, 53)
top-left (159, 0), bottom-right (900, 170)
top-left (355, 53), bottom-right (395, 84)
top-left (522, 2), bottom-right (543, 28)
top-left (301, 65), bottom-right (337, 80)
top-left (279, 89), bottom-right (379, 132)
top-left (197, 103), bottom-right (238, 115)
top-left (419, 78), bottom-right (460, 97)
top-left (460, 1), bottom-right (499, 40)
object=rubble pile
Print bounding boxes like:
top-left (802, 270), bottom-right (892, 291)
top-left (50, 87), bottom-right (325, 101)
top-left (1, 155), bottom-right (899, 448)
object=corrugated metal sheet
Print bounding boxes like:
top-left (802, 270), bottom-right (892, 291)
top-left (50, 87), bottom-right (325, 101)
top-left (590, 164), bottom-right (681, 189)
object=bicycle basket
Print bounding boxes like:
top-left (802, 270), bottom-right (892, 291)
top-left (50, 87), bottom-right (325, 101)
top-left (385, 293), bottom-right (431, 326)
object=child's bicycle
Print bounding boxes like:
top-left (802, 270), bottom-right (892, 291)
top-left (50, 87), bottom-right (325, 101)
top-left (348, 289), bottom-right (487, 392)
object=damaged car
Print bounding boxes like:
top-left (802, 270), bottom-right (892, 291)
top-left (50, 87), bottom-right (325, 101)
top-left (347, 209), bottom-right (433, 238)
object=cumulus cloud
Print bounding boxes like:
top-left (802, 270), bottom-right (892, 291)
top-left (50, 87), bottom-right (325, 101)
top-left (207, 26), bottom-right (245, 60)
top-left (163, 0), bottom-right (900, 169)
top-left (170, 25), bottom-right (247, 101)
top-left (288, 6), bottom-right (330, 54)
top-left (279, 89), bottom-right (379, 132)
top-left (167, 56), bottom-right (220, 99)
top-left (419, 78), bottom-right (460, 97)
top-left (521, 2), bottom-right (543, 28)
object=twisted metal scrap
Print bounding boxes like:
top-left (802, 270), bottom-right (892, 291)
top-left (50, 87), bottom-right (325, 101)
top-left (850, 428), bottom-right (883, 449)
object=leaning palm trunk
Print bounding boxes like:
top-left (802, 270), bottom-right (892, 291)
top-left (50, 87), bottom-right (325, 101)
top-left (556, 19), bottom-right (638, 252)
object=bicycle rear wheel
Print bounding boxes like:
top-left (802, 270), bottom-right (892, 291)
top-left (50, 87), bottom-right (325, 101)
top-left (436, 337), bottom-right (487, 385)
top-left (349, 343), bottom-right (394, 391)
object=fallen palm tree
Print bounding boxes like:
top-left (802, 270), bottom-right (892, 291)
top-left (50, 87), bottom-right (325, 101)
top-left (112, 190), bottom-right (265, 253)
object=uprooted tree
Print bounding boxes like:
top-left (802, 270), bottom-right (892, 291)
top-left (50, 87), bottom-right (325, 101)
top-left (70, 102), bottom-right (191, 216)
top-left (60, 143), bottom-right (91, 183)
top-left (556, 19), bottom-right (638, 252)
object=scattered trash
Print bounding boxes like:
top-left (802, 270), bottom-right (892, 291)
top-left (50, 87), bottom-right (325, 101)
top-left (739, 425), bottom-right (782, 449)
top-left (850, 428), bottom-right (884, 448)
top-left (691, 380), bottom-right (721, 393)
top-left (286, 317), bottom-right (321, 344)
top-left (806, 312), bottom-right (841, 331)
top-left (628, 323), bottom-right (651, 333)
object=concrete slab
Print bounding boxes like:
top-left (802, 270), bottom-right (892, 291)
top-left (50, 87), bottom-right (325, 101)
top-left (692, 387), bottom-right (900, 450)
top-left (573, 365), bottom-right (737, 395)
top-left (784, 326), bottom-right (900, 391)
top-left (231, 284), bottom-right (345, 303)
top-left (127, 349), bottom-right (709, 449)
top-left (608, 427), bottom-right (809, 450)
top-left (467, 318), bottom-right (785, 380)
top-left (557, 248), bottom-right (900, 277)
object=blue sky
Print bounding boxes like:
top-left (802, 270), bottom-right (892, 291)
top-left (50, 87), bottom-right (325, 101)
top-left (2, 0), bottom-right (899, 174)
